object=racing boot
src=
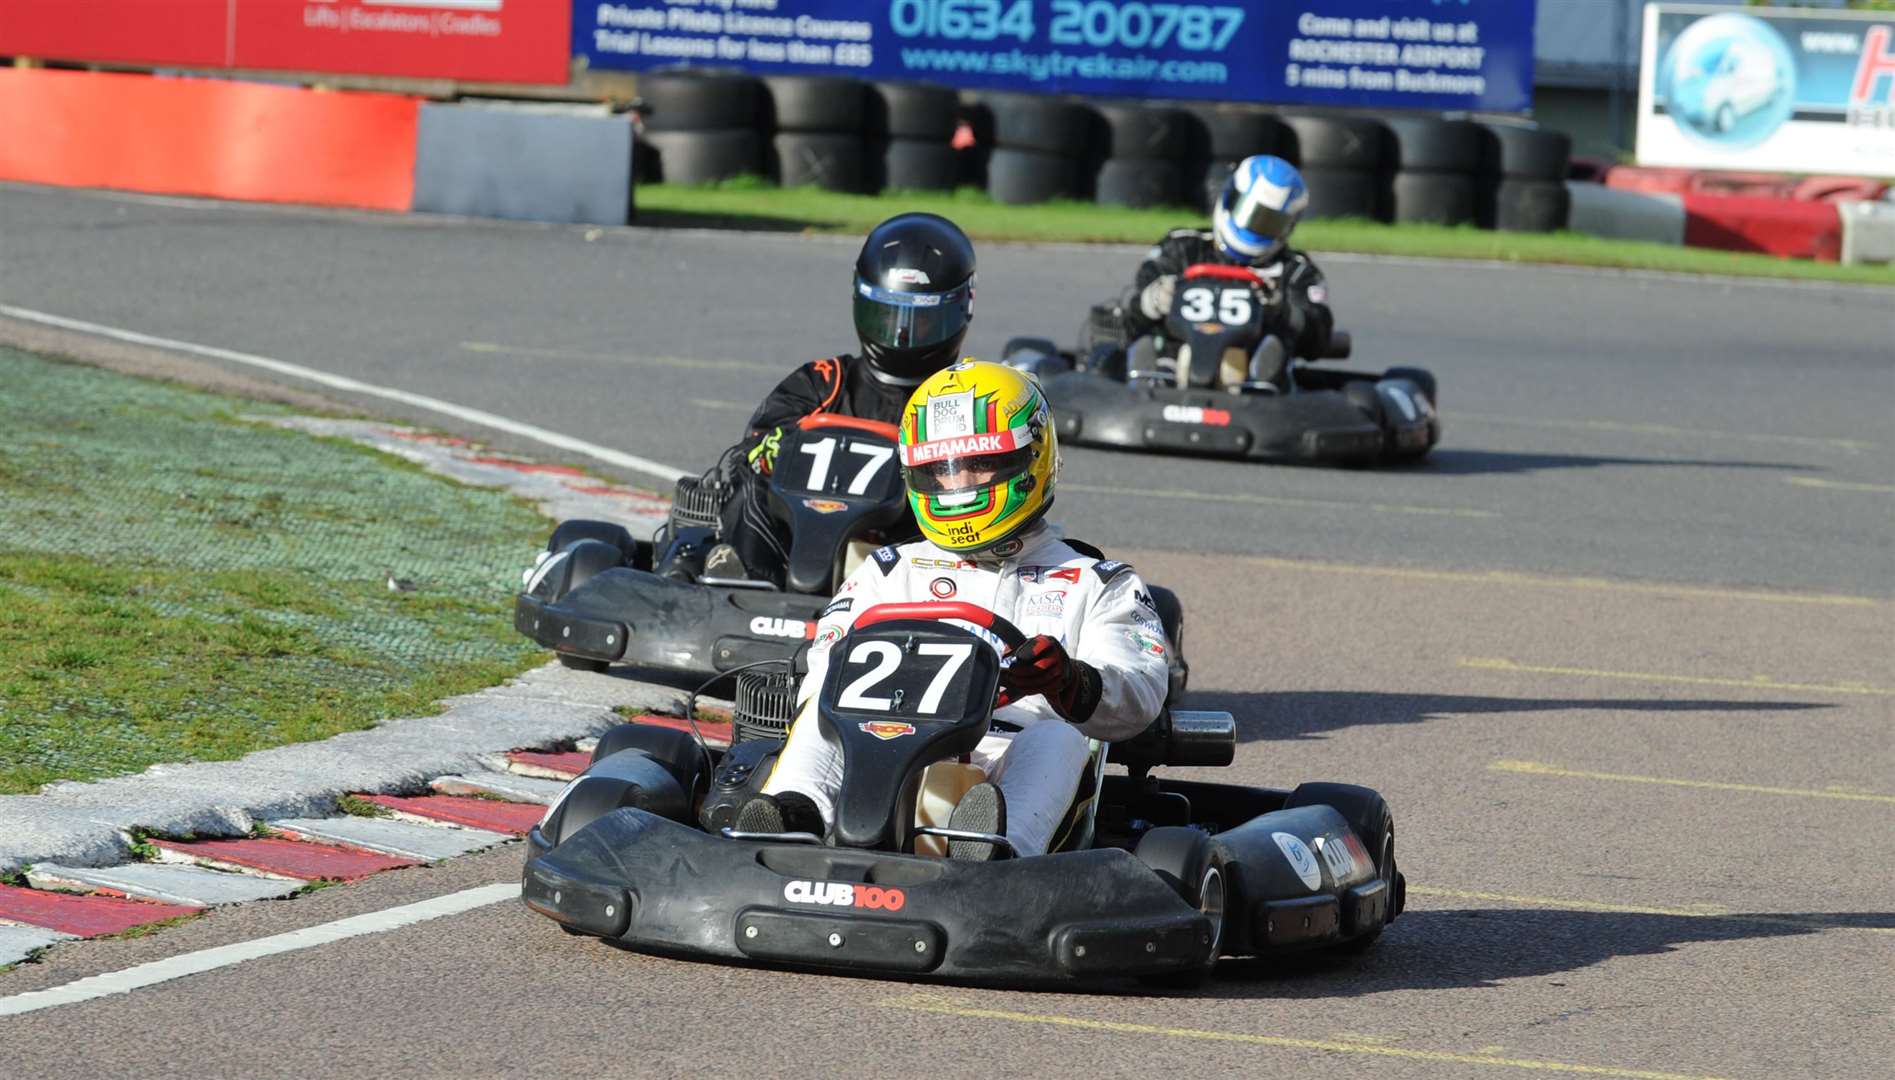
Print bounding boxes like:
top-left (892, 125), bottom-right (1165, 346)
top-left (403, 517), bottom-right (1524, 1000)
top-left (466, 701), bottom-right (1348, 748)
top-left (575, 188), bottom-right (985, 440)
top-left (701, 543), bottom-right (751, 583)
top-left (734, 791), bottom-right (824, 836)
top-left (946, 782), bottom-right (1009, 861)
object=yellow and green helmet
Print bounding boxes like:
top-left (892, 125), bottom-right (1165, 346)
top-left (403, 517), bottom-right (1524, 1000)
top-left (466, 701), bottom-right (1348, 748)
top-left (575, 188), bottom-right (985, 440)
top-left (898, 360), bottom-right (1060, 553)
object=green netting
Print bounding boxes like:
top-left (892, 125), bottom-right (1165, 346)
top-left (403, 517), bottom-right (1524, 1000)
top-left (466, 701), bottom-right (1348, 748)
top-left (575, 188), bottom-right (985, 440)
top-left (0, 349), bottom-right (550, 792)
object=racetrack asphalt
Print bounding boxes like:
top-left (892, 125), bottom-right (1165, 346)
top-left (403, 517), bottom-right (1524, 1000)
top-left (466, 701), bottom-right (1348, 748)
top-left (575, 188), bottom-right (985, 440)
top-left (0, 182), bottom-right (1890, 1079)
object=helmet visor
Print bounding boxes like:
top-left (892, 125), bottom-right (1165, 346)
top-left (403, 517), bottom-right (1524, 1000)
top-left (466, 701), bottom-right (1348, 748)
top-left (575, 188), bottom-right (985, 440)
top-left (853, 278), bottom-right (973, 353)
top-left (1226, 184), bottom-right (1297, 241)
top-left (905, 446), bottom-right (1035, 496)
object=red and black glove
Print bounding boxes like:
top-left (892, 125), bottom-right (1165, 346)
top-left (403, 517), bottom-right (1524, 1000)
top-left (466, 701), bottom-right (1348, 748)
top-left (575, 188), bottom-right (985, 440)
top-left (1001, 635), bottom-right (1103, 724)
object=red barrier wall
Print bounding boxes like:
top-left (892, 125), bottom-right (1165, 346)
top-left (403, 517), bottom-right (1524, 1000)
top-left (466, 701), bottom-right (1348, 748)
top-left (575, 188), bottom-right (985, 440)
top-left (1682, 194), bottom-right (1844, 262)
top-left (0, 69), bottom-right (419, 211)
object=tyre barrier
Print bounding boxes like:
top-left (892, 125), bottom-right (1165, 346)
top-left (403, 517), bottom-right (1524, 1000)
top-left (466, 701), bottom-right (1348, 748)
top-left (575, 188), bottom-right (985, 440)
top-left (1181, 104), bottom-right (1291, 212)
top-left (642, 128), bottom-right (766, 186)
top-left (637, 70), bottom-right (769, 185)
top-left (976, 91), bottom-right (1096, 203)
top-left (868, 82), bottom-right (959, 192)
top-left (1384, 118), bottom-right (1482, 226)
top-left (1475, 122), bottom-right (1572, 232)
top-left (1283, 115), bottom-right (1390, 221)
top-left (1090, 102), bottom-right (1194, 208)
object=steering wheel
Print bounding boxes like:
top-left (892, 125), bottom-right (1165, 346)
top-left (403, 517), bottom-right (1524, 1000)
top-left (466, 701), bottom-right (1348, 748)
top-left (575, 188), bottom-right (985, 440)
top-left (852, 601), bottom-right (1032, 714)
top-left (799, 414), bottom-right (901, 440)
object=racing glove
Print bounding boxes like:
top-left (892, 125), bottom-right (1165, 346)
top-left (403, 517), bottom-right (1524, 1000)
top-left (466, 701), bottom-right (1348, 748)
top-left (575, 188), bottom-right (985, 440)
top-left (1136, 274), bottom-right (1179, 322)
top-left (745, 425), bottom-right (785, 476)
top-left (1002, 635), bottom-right (1103, 724)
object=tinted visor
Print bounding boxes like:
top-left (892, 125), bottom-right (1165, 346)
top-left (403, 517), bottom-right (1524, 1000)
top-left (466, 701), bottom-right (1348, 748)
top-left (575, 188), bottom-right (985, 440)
top-left (1226, 186), bottom-right (1297, 241)
top-left (905, 446), bottom-right (1035, 495)
top-left (853, 278), bottom-right (973, 352)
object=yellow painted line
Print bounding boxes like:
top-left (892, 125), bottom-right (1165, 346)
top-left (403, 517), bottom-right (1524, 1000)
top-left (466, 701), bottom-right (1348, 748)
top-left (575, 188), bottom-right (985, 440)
top-left (1204, 555), bottom-right (1879, 608)
top-left (460, 341), bottom-right (775, 372)
top-left (1452, 411), bottom-right (1877, 454)
top-left (1062, 482), bottom-right (1498, 520)
top-left (1490, 760), bottom-right (1895, 805)
top-left (1409, 886), bottom-right (1895, 935)
top-left (878, 994), bottom-right (1735, 1080)
top-left (1460, 657), bottom-right (1895, 697)
top-left (1786, 476), bottom-right (1895, 494)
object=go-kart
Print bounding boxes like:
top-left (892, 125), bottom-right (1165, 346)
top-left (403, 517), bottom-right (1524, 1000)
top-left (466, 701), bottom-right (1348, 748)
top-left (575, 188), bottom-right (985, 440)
top-left (1003, 263), bottom-right (1440, 463)
top-left (514, 414), bottom-right (914, 678)
top-left (514, 414), bottom-right (1189, 693)
top-left (522, 601), bottom-right (1404, 986)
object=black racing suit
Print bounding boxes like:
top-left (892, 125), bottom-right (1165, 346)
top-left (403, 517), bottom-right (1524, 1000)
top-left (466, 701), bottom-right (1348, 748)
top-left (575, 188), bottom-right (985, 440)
top-left (713, 354), bottom-right (919, 588)
top-left (1120, 228), bottom-right (1335, 363)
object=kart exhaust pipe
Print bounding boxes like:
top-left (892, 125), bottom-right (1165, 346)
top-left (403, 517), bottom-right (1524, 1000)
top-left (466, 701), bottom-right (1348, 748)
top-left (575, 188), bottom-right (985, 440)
top-left (1166, 710), bottom-right (1236, 768)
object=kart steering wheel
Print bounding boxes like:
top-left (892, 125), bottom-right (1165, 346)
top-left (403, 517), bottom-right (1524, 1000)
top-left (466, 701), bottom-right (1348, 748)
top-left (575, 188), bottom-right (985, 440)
top-left (852, 601), bottom-right (1033, 713)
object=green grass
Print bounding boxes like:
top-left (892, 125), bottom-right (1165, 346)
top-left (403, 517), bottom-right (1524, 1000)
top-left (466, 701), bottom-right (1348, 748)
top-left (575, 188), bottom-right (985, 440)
top-left (634, 182), bottom-right (1895, 286)
top-left (0, 349), bottom-right (553, 795)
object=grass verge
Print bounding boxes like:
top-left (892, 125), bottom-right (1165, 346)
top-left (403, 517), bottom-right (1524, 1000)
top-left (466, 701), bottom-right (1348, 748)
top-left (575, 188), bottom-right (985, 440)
top-left (634, 182), bottom-right (1895, 286)
top-left (0, 348), bottom-right (550, 795)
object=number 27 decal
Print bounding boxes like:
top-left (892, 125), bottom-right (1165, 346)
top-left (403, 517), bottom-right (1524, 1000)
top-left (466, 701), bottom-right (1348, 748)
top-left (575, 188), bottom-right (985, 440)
top-left (837, 640), bottom-right (973, 715)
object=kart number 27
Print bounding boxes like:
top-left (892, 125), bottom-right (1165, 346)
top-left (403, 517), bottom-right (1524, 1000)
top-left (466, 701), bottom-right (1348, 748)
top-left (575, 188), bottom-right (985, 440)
top-left (838, 640), bottom-right (973, 715)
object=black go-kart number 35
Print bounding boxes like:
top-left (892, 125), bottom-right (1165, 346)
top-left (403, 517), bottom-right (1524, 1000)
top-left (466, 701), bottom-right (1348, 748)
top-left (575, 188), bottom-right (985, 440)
top-left (1177, 283), bottom-right (1258, 329)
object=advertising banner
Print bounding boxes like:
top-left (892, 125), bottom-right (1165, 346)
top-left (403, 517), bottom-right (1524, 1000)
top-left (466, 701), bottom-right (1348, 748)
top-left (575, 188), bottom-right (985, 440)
top-left (0, 1), bottom-right (572, 85)
top-left (1637, 4), bottom-right (1895, 178)
top-left (573, 1), bottom-right (1536, 112)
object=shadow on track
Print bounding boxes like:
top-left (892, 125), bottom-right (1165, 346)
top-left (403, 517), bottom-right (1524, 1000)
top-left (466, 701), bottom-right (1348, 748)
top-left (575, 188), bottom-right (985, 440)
top-left (1199, 907), bottom-right (1895, 997)
top-left (1181, 689), bottom-right (1831, 744)
top-left (634, 208), bottom-right (838, 234)
top-left (1409, 448), bottom-right (1822, 477)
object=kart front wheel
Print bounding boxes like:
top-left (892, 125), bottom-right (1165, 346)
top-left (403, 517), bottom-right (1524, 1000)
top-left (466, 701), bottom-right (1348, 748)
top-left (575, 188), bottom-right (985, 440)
top-left (1134, 826), bottom-right (1228, 987)
top-left (1283, 782), bottom-right (1396, 951)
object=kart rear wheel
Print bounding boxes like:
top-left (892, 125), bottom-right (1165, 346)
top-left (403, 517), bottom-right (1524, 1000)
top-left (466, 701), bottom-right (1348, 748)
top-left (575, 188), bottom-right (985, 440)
top-left (1134, 827), bottom-right (1227, 986)
top-left (591, 722), bottom-right (710, 799)
top-left (1283, 782), bottom-right (1396, 951)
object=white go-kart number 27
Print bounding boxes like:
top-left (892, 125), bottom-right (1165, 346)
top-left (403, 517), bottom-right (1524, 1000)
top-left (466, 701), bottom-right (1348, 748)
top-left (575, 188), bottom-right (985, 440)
top-left (799, 437), bottom-right (895, 495)
top-left (1178, 286), bottom-right (1253, 326)
top-left (837, 640), bottom-right (973, 716)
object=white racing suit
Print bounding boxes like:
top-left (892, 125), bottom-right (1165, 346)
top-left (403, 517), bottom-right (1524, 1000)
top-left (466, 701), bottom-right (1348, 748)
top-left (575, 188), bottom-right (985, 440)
top-left (762, 524), bottom-right (1171, 857)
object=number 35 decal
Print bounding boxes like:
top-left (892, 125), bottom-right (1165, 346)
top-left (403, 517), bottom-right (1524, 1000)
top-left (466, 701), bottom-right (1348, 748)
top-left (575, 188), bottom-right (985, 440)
top-left (837, 640), bottom-right (973, 715)
top-left (1178, 286), bottom-right (1253, 326)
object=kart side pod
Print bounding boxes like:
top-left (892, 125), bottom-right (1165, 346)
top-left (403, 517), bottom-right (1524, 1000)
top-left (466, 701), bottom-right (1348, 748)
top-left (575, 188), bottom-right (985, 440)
top-left (1114, 710), bottom-right (1235, 778)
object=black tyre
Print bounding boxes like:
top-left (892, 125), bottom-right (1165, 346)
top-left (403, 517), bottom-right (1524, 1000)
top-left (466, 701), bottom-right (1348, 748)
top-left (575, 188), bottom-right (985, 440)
top-left (1134, 827), bottom-right (1228, 985)
top-left (548, 519), bottom-right (636, 558)
top-left (1192, 158), bottom-right (1240, 212)
top-left (1095, 158), bottom-right (1183, 209)
top-left (637, 71), bottom-right (764, 132)
top-left (875, 138), bottom-right (958, 192)
top-left (1383, 365), bottom-right (1438, 406)
top-left (1391, 171), bottom-right (1477, 226)
top-left (1183, 104), bottom-right (1288, 160)
top-left (987, 147), bottom-right (1080, 204)
top-left (1002, 336), bottom-right (1062, 361)
top-left (548, 750), bottom-right (697, 844)
top-left (982, 92), bottom-right (1094, 157)
top-left (590, 722), bottom-right (707, 797)
top-left (1283, 115), bottom-right (1388, 171)
top-left (1093, 103), bottom-right (1193, 160)
top-left (631, 137), bottom-right (659, 184)
top-left (1479, 124), bottom-right (1571, 181)
top-left (868, 82), bottom-right (959, 140)
top-left (644, 128), bottom-right (766, 185)
top-left (557, 654), bottom-right (610, 673)
top-left (772, 132), bottom-right (866, 192)
top-left (1384, 118), bottom-right (1483, 173)
top-left (1282, 782), bottom-right (1397, 949)
top-left (1299, 166), bottom-right (1384, 221)
top-left (763, 76), bottom-right (867, 133)
top-left (1493, 178), bottom-right (1571, 233)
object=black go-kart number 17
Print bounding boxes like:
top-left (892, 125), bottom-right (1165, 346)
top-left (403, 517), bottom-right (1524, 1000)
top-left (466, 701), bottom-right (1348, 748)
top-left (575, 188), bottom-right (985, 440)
top-left (782, 436), bottom-right (898, 498)
top-left (833, 636), bottom-right (982, 723)
top-left (1177, 284), bottom-right (1255, 327)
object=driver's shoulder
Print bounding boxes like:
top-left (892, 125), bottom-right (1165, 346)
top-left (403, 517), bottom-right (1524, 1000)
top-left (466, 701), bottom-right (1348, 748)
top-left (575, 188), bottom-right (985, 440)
top-left (1040, 537), bottom-right (1138, 587)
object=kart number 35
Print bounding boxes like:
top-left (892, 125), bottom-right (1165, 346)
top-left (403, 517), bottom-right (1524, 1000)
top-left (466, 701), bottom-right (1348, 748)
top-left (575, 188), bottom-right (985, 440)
top-left (1177, 286), bottom-right (1252, 326)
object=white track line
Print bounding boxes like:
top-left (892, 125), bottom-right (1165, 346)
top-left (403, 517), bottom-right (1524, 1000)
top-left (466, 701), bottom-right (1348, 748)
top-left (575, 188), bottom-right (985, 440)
top-left (0, 883), bottom-right (517, 1018)
top-left (0, 304), bottom-right (689, 484)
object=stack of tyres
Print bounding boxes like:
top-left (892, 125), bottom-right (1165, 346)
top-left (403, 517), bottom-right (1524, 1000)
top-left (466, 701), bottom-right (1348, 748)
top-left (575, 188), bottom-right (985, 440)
top-left (979, 92), bottom-right (1095, 205)
top-left (1383, 118), bottom-right (1484, 226)
top-left (1477, 124), bottom-right (1573, 232)
top-left (766, 76), bottom-right (870, 193)
top-left (868, 82), bottom-right (961, 192)
top-left (1283, 115), bottom-right (1392, 222)
top-left (1182, 104), bottom-right (1293, 213)
top-left (1089, 103), bottom-right (1195, 209)
top-left (636, 71), bottom-right (768, 185)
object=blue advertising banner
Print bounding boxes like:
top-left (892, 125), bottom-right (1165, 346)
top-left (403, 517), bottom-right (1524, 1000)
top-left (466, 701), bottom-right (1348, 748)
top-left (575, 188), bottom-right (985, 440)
top-left (1637, 4), bottom-right (1895, 177)
top-left (574, 1), bottom-right (1535, 112)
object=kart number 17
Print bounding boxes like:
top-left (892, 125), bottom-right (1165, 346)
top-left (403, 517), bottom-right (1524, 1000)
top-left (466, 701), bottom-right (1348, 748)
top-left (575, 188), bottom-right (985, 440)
top-left (799, 437), bottom-right (894, 496)
top-left (839, 640), bottom-right (974, 715)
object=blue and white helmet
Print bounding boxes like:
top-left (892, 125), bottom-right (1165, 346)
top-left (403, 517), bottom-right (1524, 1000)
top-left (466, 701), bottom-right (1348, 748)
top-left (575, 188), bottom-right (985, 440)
top-left (1212, 155), bottom-right (1309, 265)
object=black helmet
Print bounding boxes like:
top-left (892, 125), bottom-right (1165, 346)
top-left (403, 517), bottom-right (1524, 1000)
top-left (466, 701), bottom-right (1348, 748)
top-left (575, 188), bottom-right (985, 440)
top-left (852, 213), bottom-right (976, 383)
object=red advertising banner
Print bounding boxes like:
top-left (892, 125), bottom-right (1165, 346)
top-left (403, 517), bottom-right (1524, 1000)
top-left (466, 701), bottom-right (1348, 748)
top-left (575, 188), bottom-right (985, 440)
top-left (0, 1), bottom-right (571, 84)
